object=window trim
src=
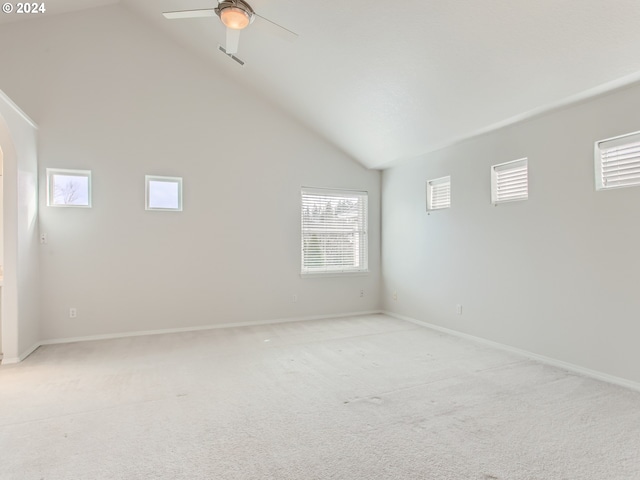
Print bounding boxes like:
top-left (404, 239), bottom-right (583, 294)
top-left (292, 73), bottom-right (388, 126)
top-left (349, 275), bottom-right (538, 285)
top-left (145, 175), bottom-right (183, 211)
top-left (595, 131), bottom-right (640, 191)
top-left (300, 186), bottom-right (368, 277)
top-left (491, 158), bottom-right (528, 205)
top-left (426, 176), bottom-right (451, 212)
top-left (46, 168), bottom-right (92, 208)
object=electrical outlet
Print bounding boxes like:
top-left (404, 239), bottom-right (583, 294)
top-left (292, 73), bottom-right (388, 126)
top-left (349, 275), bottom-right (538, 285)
top-left (69, 308), bottom-right (77, 319)
top-left (456, 304), bottom-right (462, 315)
top-left (393, 291), bottom-right (398, 301)
top-left (292, 294), bottom-right (298, 303)
top-left (360, 289), bottom-right (364, 298)
top-left (40, 233), bottom-right (47, 244)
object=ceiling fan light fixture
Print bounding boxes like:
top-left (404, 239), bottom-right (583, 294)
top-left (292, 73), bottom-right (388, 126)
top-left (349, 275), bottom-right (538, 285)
top-left (220, 6), bottom-right (251, 30)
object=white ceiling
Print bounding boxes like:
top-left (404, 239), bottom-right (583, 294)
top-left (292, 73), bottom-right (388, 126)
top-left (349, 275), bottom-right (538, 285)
top-left (8, 1), bottom-right (640, 169)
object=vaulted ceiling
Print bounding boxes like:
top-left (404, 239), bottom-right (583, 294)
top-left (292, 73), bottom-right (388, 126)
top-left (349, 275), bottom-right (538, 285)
top-left (4, 1), bottom-right (640, 169)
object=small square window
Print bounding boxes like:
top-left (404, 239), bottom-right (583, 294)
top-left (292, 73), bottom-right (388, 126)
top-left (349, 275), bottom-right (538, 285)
top-left (426, 176), bottom-right (451, 211)
top-left (491, 158), bottom-right (528, 204)
top-left (595, 131), bottom-right (640, 190)
top-left (47, 168), bottom-right (92, 207)
top-left (145, 175), bottom-right (183, 211)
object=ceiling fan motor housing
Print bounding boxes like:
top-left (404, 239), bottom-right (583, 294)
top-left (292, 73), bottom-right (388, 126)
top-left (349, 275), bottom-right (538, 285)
top-left (215, 0), bottom-right (256, 29)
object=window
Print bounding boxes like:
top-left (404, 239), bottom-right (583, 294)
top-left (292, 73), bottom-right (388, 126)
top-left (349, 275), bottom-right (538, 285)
top-left (595, 131), bottom-right (640, 190)
top-left (491, 158), bottom-right (528, 204)
top-left (47, 168), bottom-right (92, 207)
top-left (146, 175), bottom-right (182, 211)
top-left (301, 187), bottom-right (368, 275)
top-left (426, 176), bottom-right (451, 211)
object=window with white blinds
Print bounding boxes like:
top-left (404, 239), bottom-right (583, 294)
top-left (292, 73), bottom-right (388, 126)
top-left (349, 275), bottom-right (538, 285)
top-left (426, 176), bottom-right (451, 211)
top-left (491, 158), bottom-right (528, 204)
top-left (595, 131), bottom-right (640, 190)
top-left (301, 187), bottom-right (368, 275)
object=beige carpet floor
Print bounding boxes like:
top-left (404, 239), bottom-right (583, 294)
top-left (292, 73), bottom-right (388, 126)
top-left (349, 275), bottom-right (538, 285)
top-left (1, 314), bottom-right (639, 479)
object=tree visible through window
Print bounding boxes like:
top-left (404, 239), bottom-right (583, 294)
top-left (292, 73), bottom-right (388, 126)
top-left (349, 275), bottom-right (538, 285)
top-left (46, 169), bottom-right (92, 207)
top-left (301, 188), bottom-right (368, 275)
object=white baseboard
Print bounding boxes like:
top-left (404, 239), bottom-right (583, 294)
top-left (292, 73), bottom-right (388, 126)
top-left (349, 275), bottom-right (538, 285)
top-left (384, 310), bottom-right (640, 394)
top-left (2, 342), bottom-right (41, 365)
top-left (8, 310), bottom-right (639, 394)
top-left (37, 310), bottom-right (383, 348)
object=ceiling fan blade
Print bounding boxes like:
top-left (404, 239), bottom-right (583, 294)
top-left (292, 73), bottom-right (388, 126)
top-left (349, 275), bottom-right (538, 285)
top-left (225, 27), bottom-right (241, 54)
top-left (254, 13), bottom-right (298, 42)
top-left (163, 9), bottom-right (217, 19)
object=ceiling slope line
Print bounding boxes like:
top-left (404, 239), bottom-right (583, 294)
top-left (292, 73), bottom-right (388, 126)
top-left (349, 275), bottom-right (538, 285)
top-left (377, 71), bottom-right (640, 171)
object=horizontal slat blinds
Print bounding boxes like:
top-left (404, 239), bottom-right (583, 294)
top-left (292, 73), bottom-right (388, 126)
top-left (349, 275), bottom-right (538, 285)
top-left (492, 159), bottom-right (528, 204)
top-left (427, 176), bottom-right (451, 210)
top-left (598, 134), bottom-right (640, 190)
top-left (301, 188), bottom-right (368, 275)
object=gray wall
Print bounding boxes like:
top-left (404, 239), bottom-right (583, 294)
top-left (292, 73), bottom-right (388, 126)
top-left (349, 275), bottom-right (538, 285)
top-left (382, 82), bottom-right (640, 384)
top-left (0, 5), bottom-right (381, 341)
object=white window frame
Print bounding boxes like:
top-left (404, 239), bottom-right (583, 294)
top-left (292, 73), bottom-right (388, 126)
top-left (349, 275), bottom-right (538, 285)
top-left (301, 187), bottom-right (368, 276)
top-left (491, 158), bottom-right (528, 205)
top-left (46, 168), bottom-right (92, 208)
top-left (145, 175), bottom-right (183, 211)
top-left (426, 176), bottom-right (451, 211)
top-left (595, 131), bottom-right (640, 191)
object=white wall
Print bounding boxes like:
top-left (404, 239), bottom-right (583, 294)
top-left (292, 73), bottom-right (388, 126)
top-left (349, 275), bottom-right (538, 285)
top-left (382, 82), bottom-right (640, 384)
top-left (0, 89), bottom-right (39, 361)
top-left (0, 5), bottom-right (381, 341)
top-left (0, 148), bottom-right (3, 269)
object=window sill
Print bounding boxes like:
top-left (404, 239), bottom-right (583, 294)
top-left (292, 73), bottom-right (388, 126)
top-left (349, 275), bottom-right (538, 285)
top-left (300, 271), bottom-right (369, 279)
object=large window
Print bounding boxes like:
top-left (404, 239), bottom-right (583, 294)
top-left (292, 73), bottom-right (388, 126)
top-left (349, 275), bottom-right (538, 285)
top-left (595, 131), bottom-right (640, 190)
top-left (301, 187), bottom-right (368, 275)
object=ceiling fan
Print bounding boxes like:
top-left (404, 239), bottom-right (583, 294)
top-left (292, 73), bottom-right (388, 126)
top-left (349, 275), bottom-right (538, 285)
top-left (163, 0), bottom-right (298, 55)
